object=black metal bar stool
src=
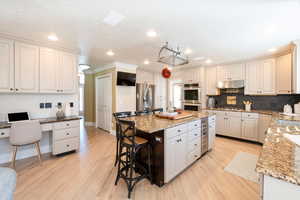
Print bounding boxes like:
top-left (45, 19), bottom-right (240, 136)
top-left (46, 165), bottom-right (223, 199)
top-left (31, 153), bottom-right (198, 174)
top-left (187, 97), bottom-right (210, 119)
top-left (151, 108), bottom-right (163, 114)
top-left (113, 111), bottom-right (134, 167)
top-left (115, 119), bottom-right (152, 198)
top-left (135, 110), bottom-right (151, 116)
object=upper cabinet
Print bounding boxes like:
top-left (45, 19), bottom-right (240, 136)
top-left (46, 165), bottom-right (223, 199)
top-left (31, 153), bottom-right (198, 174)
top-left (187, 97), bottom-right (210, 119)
top-left (206, 66), bottom-right (219, 95)
top-left (0, 37), bottom-right (78, 94)
top-left (245, 59), bottom-right (276, 95)
top-left (14, 42), bottom-right (39, 93)
top-left (217, 64), bottom-right (245, 81)
top-left (276, 54), bottom-right (292, 94)
top-left (0, 38), bottom-right (14, 92)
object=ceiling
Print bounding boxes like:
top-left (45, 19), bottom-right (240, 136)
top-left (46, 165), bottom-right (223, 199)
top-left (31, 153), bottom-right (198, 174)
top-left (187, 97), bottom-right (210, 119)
top-left (0, 0), bottom-right (300, 71)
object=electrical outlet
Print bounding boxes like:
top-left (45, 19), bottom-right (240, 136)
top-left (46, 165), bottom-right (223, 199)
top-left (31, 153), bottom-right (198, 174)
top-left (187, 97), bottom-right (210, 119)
top-left (45, 102), bottom-right (52, 108)
top-left (40, 103), bottom-right (45, 109)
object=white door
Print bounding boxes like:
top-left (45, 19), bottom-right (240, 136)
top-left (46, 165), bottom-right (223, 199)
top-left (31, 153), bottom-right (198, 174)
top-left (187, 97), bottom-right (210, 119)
top-left (0, 38), bottom-right (14, 92)
top-left (242, 118), bottom-right (258, 141)
top-left (276, 54), bottom-right (292, 94)
top-left (261, 59), bottom-right (276, 95)
top-left (245, 62), bottom-right (260, 95)
top-left (14, 42), bottom-right (39, 93)
top-left (96, 75), bottom-right (112, 132)
top-left (39, 48), bottom-right (59, 93)
top-left (59, 52), bottom-right (77, 93)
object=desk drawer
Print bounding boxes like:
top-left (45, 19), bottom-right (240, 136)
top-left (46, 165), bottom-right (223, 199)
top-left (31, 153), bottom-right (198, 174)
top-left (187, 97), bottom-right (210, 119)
top-left (53, 137), bottom-right (79, 155)
top-left (53, 127), bottom-right (79, 141)
top-left (53, 120), bottom-right (80, 130)
top-left (165, 124), bottom-right (188, 139)
top-left (0, 129), bottom-right (9, 139)
top-left (188, 120), bottom-right (201, 130)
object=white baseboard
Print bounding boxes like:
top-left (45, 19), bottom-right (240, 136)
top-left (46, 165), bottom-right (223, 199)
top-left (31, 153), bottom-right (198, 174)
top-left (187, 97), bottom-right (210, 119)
top-left (85, 121), bottom-right (95, 126)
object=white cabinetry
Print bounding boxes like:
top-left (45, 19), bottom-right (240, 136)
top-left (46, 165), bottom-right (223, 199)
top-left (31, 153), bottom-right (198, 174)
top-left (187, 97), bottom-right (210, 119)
top-left (52, 120), bottom-right (80, 155)
top-left (154, 73), bottom-right (167, 110)
top-left (217, 64), bottom-right (245, 81)
top-left (206, 66), bottom-right (219, 95)
top-left (14, 42), bottom-right (39, 93)
top-left (245, 59), bottom-right (276, 95)
top-left (227, 112), bottom-right (242, 138)
top-left (0, 38), bottom-right (14, 92)
top-left (208, 115), bottom-right (216, 150)
top-left (241, 113), bottom-right (258, 141)
top-left (276, 54), bottom-right (292, 94)
top-left (40, 48), bottom-right (77, 94)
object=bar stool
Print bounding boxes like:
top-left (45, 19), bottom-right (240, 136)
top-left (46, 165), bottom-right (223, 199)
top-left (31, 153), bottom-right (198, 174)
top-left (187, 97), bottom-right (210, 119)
top-left (113, 111), bottom-right (134, 167)
top-left (115, 119), bottom-right (152, 198)
top-left (135, 110), bottom-right (151, 116)
top-left (152, 108), bottom-right (163, 114)
top-left (9, 120), bottom-right (42, 169)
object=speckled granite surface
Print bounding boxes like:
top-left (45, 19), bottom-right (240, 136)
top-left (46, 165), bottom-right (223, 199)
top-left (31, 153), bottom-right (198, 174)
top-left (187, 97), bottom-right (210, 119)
top-left (256, 115), bottom-right (300, 186)
top-left (205, 108), bottom-right (277, 115)
top-left (122, 112), bottom-right (211, 133)
top-left (0, 116), bottom-right (81, 129)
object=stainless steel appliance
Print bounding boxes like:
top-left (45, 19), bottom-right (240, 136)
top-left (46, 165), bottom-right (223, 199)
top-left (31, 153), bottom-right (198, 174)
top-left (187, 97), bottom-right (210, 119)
top-left (183, 83), bottom-right (202, 111)
top-left (201, 117), bottom-right (209, 155)
top-left (217, 80), bottom-right (244, 89)
top-left (136, 83), bottom-right (155, 111)
top-left (207, 97), bottom-right (216, 108)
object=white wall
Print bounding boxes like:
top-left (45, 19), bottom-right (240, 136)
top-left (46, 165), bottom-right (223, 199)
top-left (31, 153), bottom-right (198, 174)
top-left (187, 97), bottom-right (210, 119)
top-left (0, 93), bottom-right (79, 164)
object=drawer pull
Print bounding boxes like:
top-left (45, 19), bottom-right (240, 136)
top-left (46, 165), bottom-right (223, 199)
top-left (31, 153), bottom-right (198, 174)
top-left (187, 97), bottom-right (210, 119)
top-left (176, 139), bottom-right (182, 143)
top-left (66, 145), bottom-right (70, 147)
top-left (1, 132), bottom-right (4, 135)
top-left (194, 144), bottom-right (197, 146)
top-left (194, 124), bottom-right (198, 127)
top-left (177, 130), bottom-right (181, 132)
top-left (66, 124), bottom-right (70, 126)
top-left (194, 134), bottom-right (198, 136)
top-left (66, 133), bottom-right (70, 135)
top-left (194, 155), bottom-right (198, 158)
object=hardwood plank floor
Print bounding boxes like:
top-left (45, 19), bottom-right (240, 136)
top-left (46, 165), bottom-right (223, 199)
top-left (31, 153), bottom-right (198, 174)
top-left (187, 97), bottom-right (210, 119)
top-left (11, 121), bottom-right (262, 200)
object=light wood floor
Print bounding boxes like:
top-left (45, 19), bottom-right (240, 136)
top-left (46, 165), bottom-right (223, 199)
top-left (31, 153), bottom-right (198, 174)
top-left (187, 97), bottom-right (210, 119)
top-left (10, 121), bottom-right (262, 200)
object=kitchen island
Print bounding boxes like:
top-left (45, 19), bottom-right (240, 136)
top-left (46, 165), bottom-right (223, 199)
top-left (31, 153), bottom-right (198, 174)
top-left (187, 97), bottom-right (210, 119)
top-left (123, 111), bottom-right (216, 186)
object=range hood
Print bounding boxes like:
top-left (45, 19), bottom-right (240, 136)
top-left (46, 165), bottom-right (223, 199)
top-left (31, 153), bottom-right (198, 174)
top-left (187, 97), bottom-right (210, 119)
top-left (217, 80), bottom-right (244, 89)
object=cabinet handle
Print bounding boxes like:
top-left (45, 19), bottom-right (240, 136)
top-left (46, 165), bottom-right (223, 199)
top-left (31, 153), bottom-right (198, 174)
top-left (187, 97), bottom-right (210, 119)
top-left (15, 88), bottom-right (19, 91)
top-left (66, 133), bottom-right (70, 135)
top-left (177, 129), bottom-right (181, 132)
top-left (176, 139), bottom-right (182, 143)
top-left (66, 124), bottom-right (70, 126)
top-left (194, 124), bottom-right (197, 127)
top-left (194, 144), bottom-right (197, 146)
top-left (194, 134), bottom-right (198, 136)
top-left (66, 144), bottom-right (70, 147)
top-left (57, 90), bottom-right (60, 92)
top-left (1, 132), bottom-right (4, 135)
top-left (10, 88), bottom-right (13, 91)
top-left (194, 155), bottom-right (198, 158)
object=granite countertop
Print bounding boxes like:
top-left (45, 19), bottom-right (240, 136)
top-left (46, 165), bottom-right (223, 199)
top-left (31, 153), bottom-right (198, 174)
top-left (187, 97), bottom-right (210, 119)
top-left (256, 114), bottom-right (300, 186)
top-left (122, 111), bottom-right (212, 133)
top-left (205, 107), bottom-right (278, 115)
top-left (0, 116), bottom-right (81, 129)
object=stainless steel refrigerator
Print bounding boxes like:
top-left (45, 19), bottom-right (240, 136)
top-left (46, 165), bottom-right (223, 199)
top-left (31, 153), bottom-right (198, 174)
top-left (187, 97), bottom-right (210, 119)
top-left (136, 83), bottom-right (155, 111)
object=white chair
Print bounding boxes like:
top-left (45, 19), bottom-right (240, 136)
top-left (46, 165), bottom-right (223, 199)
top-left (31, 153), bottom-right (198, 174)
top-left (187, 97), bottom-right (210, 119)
top-left (9, 120), bottom-right (42, 168)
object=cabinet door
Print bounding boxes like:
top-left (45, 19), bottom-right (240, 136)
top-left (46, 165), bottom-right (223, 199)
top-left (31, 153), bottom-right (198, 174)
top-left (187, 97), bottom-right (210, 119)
top-left (261, 59), bottom-right (276, 95)
top-left (0, 38), bottom-right (14, 92)
top-left (227, 116), bottom-right (242, 138)
top-left (165, 135), bottom-right (181, 183)
top-left (276, 54), bottom-right (292, 94)
top-left (217, 66), bottom-right (226, 81)
top-left (258, 114), bottom-right (271, 143)
top-left (40, 48), bottom-right (60, 93)
top-left (216, 112), bottom-right (226, 135)
top-left (206, 66), bottom-right (219, 95)
top-left (245, 62), bottom-right (260, 95)
top-left (228, 64), bottom-right (245, 80)
top-left (14, 42), bottom-right (39, 93)
top-left (241, 118), bottom-right (258, 141)
top-left (59, 52), bottom-right (77, 93)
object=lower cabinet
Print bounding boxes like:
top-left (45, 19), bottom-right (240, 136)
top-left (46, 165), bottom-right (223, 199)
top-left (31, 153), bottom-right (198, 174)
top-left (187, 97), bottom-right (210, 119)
top-left (52, 120), bottom-right (80, 155)
top-left (241, 113), bottom-right (259, 141)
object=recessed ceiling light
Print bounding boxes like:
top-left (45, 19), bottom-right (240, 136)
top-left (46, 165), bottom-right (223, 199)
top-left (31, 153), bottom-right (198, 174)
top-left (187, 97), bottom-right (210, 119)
top-left (103, 11), bottom-right (125, 26)
top-left (193, 57), bottom-right (205, 61)
top-left (185, 48), bottom-right (192, 55)
top-left (144, 60), bottom-right (150, 65)
top-left (147, 30), bottom-right (157, 37)
top-left (268, 48), bottom-right (277, 52)
top-left (205, 59), bottom-right (212, 64)
top-left (106, 50), bottom-right (114, 56)
top-left (48, 34), bottom-right (58, 41)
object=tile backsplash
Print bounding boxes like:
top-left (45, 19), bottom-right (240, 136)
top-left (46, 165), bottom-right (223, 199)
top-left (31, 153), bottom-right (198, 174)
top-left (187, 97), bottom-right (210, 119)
top-left (209, 91), bottom-right (300, 112)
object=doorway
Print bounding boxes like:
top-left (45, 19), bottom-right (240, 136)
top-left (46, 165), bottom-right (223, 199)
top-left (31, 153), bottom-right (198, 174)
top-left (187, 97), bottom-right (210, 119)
top-left (95, 73), bottom-right (112, 132)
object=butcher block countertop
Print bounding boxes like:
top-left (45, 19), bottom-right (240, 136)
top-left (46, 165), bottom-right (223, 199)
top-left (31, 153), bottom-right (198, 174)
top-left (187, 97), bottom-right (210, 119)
top-left (122, 111), bottom-right (212, 133)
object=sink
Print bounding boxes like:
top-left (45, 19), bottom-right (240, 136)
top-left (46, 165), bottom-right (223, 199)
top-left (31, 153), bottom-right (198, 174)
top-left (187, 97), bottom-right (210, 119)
top-left (284, 134), bottom-right (300, 146)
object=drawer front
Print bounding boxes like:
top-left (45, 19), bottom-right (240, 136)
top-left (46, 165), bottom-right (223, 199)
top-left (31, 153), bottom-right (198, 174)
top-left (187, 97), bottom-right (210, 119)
top-left (188, 120), bottom-right (201, 130)
top-left (226, 111), bottom-right (242, 117)
top-left (53, 120), bottom-right (80, 130)
top-left (53, 127), bottom-right (79, 141)
top-left (242, 112), bottom-right (259, 119)
top-left (187, 138), bottom-right (201, 153)
top-left (41, 123), bottom-right (52, 132)
top-left (188, 128), bottom-right (201, 141)
top-left (165, 124), bottom-right (188, 139)
top-left (186, 149), bottom-right (201, 166)
top-left (0, 129), bottom-right (9, 139)
top-left (53, 137), bottom-right (79, 155)
top-left (209, 115), bottom-right (216, 123)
